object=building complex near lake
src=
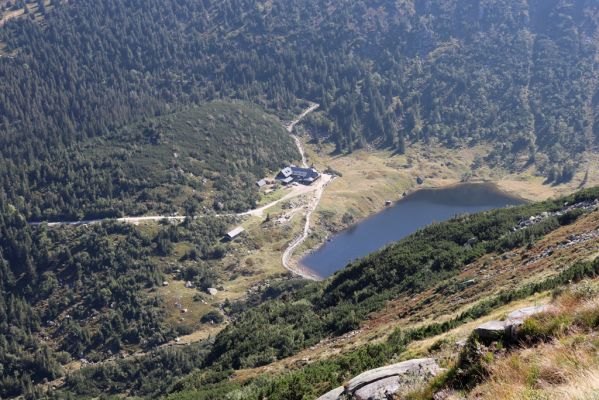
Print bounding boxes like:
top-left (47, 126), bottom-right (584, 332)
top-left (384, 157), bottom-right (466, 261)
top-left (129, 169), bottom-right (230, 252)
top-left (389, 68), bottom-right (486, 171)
top-left (276, 166), bottom-right (321, 185)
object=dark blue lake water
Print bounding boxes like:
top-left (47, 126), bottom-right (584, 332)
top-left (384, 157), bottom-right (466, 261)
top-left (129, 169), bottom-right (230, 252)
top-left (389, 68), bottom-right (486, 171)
top-left (300, 183), bottom-right (525, 278)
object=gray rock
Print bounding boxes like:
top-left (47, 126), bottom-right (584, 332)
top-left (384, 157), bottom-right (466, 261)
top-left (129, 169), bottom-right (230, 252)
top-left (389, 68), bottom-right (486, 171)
top-left (505, 305), bottom-right (552, 339)
top-left (345, 358), bottom-right (440, 394)
top-left (354, 376), bottom-right (401, 400)
top-left (473, 320), bottom-right (507, 341)
top-left (433, 389), bottom-right (465, 400)
top-left (466, 237), bottom-right (478, 245)
top-left (316, 386), bottom-right (344, 400)
top-left (506, 305), bottom-right (550, 324)
top-left (475, 305), bottom-right (552, 342)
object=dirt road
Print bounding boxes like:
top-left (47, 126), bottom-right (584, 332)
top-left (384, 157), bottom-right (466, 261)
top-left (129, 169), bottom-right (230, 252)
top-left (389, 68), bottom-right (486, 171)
top-left (285, 102), bottom-right (319, 168)
top-left (29, 184), bottom-right (320, 226)
top-left (281, 174), bottom-right (332, 280)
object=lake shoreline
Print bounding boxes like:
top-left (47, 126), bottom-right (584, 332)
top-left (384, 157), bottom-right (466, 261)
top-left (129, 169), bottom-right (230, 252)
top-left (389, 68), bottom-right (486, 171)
top-left (295, 180), bottom-right (527, 279)
top-left (290, 136), bottom-right (591, 280)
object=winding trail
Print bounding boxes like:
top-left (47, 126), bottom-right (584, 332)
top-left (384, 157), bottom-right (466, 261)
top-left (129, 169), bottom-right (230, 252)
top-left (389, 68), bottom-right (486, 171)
top-left (280, 102), bottom-right (330, 280)
top-left (285, 102), bottom-right (319, 168)
top-left (29, 102), bottom-right (329, 280)
top-left (38, 103), bottom-right (328, 385)
top-left (30, 183), bottom-right (317, 226)
top-left (281, 174), bottom-right (331, 281)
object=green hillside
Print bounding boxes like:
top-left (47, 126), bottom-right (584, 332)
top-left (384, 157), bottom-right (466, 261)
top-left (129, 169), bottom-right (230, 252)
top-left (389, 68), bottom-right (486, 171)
top-left (24, 101), bottom-right (298, 220)
top-left (79, 101), bottom-right (298, 217)
top-left (2, 1), bottom-right (599, 398)
top-left (0, 198), bottom-right (238, 398)
top-left (48, 187), bottom-right (599, 399)
top-left (1, 0), bottom-right (598, 219)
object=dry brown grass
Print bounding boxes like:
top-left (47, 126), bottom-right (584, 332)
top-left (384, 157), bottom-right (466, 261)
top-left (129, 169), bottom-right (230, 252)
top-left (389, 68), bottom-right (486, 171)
top-left (230, 210), bottom-right (599, 382)
top-left (468, 337), bottom-right (599, 400)
top-left (303, 138), bottom-right (590, 224)
top-left (465, 280), bottom-right (599, 400)
top-left (289, 137), bottom-right (595, 274)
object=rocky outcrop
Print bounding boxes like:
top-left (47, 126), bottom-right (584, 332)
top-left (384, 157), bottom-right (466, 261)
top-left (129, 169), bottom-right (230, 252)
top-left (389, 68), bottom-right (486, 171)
top-left (317, 306), bottom-right (552, 399)
top-left (346, 358), bottom-right (439, 393)
top-left (473, 320), bottom-right (508, 341)
top-left (474, 305), bottom-right (552, 343)
top-left (354, 376), bottom-right (401, 400)
top-left (524, 229), bottom-right (599, 266)
top-left (316, 386), bottom-right (344, 400)
top-left (514, 199), bottom-right (599, 232)
top-left (506, 305), bottom-right (550, 322)
top-left (317, 358), bottom-right (441, 400)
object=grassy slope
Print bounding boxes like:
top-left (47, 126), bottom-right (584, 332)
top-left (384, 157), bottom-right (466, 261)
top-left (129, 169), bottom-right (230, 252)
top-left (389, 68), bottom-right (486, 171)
top-left (170, 268), bottom-right (599, 400)
top-left (160, 189), bottom-right (599, 400)
top-left (146, 128), bottom-right (595, 358)
top-left (46, 188), bottom-right (598, 399)
top-left (405, 277), bottom-right (599, 400)
top-left (233, 207), bottom-right (599, 380)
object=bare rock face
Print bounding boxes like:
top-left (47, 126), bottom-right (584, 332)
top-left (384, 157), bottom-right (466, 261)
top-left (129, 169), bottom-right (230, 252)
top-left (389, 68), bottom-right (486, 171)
top-left (433, 389), bottom-right (465, 400)
top-left (504, 305), bottom-right (552, 339)
top-left (473, 320), bottom-right (507, 341)
top-left (354, 375), bottom-right (402, 400)
top-left (506, 305), bottom-right (550, 324)
top-left (317, 306), bottom-right (553, 399)
top-left (315, 358), bottom-right (441, 400)
top-left (474, 305), bottom-right (552, 343)
top-left (316, 386), bottom-right (344, 400)
top-left (346, 358), bottom-right (440, 399)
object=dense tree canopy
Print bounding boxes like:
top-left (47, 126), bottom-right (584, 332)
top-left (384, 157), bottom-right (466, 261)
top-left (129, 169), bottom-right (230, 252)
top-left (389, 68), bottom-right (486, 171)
top-left (0, 0), bottom-right (598, 218)
top-left (1, 0), bottom-right (599, 397)
top-left (0, 195), bottom-right (233, 397)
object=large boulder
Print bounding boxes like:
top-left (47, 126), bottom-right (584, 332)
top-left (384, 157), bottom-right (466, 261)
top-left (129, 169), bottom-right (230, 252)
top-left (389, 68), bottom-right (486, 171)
top-left (346, 358), bottom-right (440, 395)
top-left (474, 305), bottom-right (552, 343)
top-left (506, 305), bottom-right (550, 324)
top-left (315, 358), bottom-right (441, 400)
top-left (473, 320), bottom-right (507, 341)
top-left (354, 376), bottom-right (402, 400)
top-left (316, 386), bottom-right (344, 400)
top-left (505, 305), bottom-right (552, 339)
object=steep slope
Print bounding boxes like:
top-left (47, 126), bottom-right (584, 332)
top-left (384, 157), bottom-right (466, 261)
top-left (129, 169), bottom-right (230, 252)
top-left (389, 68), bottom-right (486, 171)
top-left (48, 188), bottom-right (599, 399)
top-left (0, 197), bottom-right (242, 398)
top-left (402, 277), bottom-right (599, 400)
top-left (230, 202), bottom-right (599, 380)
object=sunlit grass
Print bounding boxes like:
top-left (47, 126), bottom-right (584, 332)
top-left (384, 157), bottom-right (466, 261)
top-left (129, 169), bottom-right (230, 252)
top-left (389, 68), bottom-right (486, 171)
top-left (468, 279), bottom-right (599, 400)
